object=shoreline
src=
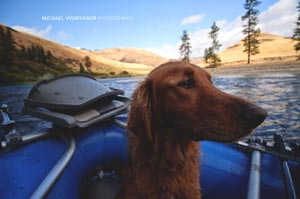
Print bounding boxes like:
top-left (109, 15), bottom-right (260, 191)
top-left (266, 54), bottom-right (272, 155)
top-left (205, 61), bottom-right (300, 76)
top-left (1, 61), bottom-right (300, 86)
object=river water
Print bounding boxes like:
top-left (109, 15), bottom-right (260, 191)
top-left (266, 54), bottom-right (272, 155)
top-left (0, 73), bottom-right (299, 143)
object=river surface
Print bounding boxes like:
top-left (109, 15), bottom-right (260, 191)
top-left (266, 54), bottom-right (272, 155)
top-left (0, 73), bottom-right (299, 143)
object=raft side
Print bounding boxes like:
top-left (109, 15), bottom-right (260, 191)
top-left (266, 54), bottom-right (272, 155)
top-left (1, 126), bottom-right (299, 199)
top-left (200, 141), bottom-right (300, 199)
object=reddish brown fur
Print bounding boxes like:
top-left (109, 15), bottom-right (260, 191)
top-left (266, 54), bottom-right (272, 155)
top-left (116, 61), bottom-right (267, 199)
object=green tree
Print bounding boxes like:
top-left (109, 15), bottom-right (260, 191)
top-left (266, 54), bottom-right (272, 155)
top-left (209, 22), bottom-right (222, 52)
top-left (205, 22), bottom-right (222, 67)
top-left (84, 56), bottom-right (92, 69)
top-left (46, 50), bottom-right (54, 66)
top-left (241, 0), bottom-right (261, 64)
top-left (5, 28), bottom-right (15, 66)
top-left (0, 26), bottom-right (5, 65)
top-left (204, 47), bottom-right (213, 64)
top-left (21, 45), bottom-right (27, 58)
top-left (29, 44), bottom-right (36, 61)
top-left (179, 30), bottom-right (192, 62)
top-left (27, 46), bottom-right (32, 60)
top-left (47, 50), bottom-right (53, 59)
top-left (37, 45), bottom-right (46, 64)
top-left (79, 63), bottom-right (85, 73)
top-left (0, 27), bottom-right (15, 66)
top-left (293, 0), bottom-right (300, 60)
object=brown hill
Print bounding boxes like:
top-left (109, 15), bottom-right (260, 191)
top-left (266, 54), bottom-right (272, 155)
top-left (0, 24), bottom-right (155, 79)
top-left (218, 33), bottom-right (298, 65)
top-left (93, 48), bottom-right (168, 67)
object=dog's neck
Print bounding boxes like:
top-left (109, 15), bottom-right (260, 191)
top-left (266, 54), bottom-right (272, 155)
top-left (131, 126), bottom-right (199, 171)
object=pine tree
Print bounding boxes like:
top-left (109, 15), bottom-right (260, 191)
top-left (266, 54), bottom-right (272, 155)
top-left (0, 27), bottom-right (16, 66)
top-left (27, 46), bottom-right (33, 61)
top-left (41, 46), bottom-right (47, 64)
top-left (46, 50), bottom-right (53, 66)
top-left (47, 50), bottom-right (53, 60)
top-left (38, 45), bottom-right (47, 64)
top-left (0, 26), bottom-right (5, 65)
top-left (293, 0), bottom-right (300, 60)
top-left (204, 47), bottom-right (213, 64)
top-left (21, 45), bottom-right (27, 58)
top-left (36, 45), bottom-right (42, 63)
top-left (179, 30), bottom-right (192, 62)
top-left (205, 22), bottom-right (222, 67)
top-left (241, 0), bottom-right (261, 64)
top-left (209, 22), bottom-right (222, 52)
top-left (84, 56), bottom-right (92, 69)
top-left (79, 63), bottom-right (85, 73)
top-left (30, 44), bottom-right (36, 61)
top-left (5, 28), bottom-right (15, 65)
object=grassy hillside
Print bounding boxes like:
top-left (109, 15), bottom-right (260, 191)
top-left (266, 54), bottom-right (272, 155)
top-left (218, 33), bottom-right (298, 65)
top-left (1, 23), bottom-right (298, 84)
top-left (193, 33), bottom-right (299, 67)
top-left (93, 48), bottom-right (168, 67)
top-left (10, 25), bottom-right (155, 74)
top-left (0, 26), bottom-right (73, 84)
top-left (0, 24), bottom-right (155, 84)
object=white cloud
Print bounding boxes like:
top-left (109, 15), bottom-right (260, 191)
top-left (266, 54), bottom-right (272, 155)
top-left (12, 25), bottom-right (52, 38)
top-left (189, 18), bottom-right (244, 58)
top-left (189, 29), bottom-right (211, 57)
top-left (147, 0), bottom-right (298, 59)
top-left (145, 44), bottom-right (180, 59)
top-left (180, 14), bottom-right (205, 26)
top-left (216, 18), bottom-right (244, 51)
top-left (55, 30), bottom-right (71, 41)
top-left (259, 0), bottom-right (297, 36)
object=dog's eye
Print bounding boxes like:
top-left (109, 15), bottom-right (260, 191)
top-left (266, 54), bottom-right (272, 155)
top-left (178, 79), bottom-right (195, 89)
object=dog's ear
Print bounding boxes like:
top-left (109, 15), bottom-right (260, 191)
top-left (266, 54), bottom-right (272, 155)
top-left (127, 79), bottom-right (154, 142)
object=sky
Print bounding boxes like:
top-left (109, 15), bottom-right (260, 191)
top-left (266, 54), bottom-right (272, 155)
top-left (0, 0), bottom-right (298, 59)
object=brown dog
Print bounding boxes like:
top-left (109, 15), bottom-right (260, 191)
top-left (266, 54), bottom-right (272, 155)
top-left (117, 61), bottom-right (267, 199)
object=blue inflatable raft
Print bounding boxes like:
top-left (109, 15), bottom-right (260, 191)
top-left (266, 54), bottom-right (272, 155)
top-left (0, 74), bottom-right (299, 199)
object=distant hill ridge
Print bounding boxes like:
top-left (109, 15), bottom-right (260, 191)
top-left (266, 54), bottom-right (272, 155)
top-left (93, 48), bottom-right (168, 67)
top-left (218, 33), bottom-right (298, 65)
top-left (0, 24), bottom-right (167, 83)
top-left (0, 23), bottom-right (298, 84)
top-left (6, 24), bottom-right (162, 73)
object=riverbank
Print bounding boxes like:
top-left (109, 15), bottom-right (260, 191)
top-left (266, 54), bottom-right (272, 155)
top-left (0, 71), bottom-right (134, 86)
top-left (205, 60), bottom-right (300, 76)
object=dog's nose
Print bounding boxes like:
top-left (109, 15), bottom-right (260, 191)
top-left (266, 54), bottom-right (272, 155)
top-left (244, 104), bottom-right (268, 128)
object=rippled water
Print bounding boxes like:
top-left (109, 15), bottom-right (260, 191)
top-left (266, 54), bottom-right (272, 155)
top-left (212, 74), bottom-right (300, 143)
top-left (0, 73), bottom-right (299, 143)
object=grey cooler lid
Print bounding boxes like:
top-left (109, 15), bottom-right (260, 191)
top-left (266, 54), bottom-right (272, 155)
top-left (24, 74), bottom-right (124, 110)
top-left (23, 74), bottom-right (130, 128)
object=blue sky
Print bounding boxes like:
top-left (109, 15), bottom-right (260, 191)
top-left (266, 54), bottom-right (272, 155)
top-left (0, 0), bottom-right (297, 58)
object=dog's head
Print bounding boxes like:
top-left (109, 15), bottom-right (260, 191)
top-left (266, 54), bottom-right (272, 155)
top-left (128, 61), bottom-right (267, 143)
